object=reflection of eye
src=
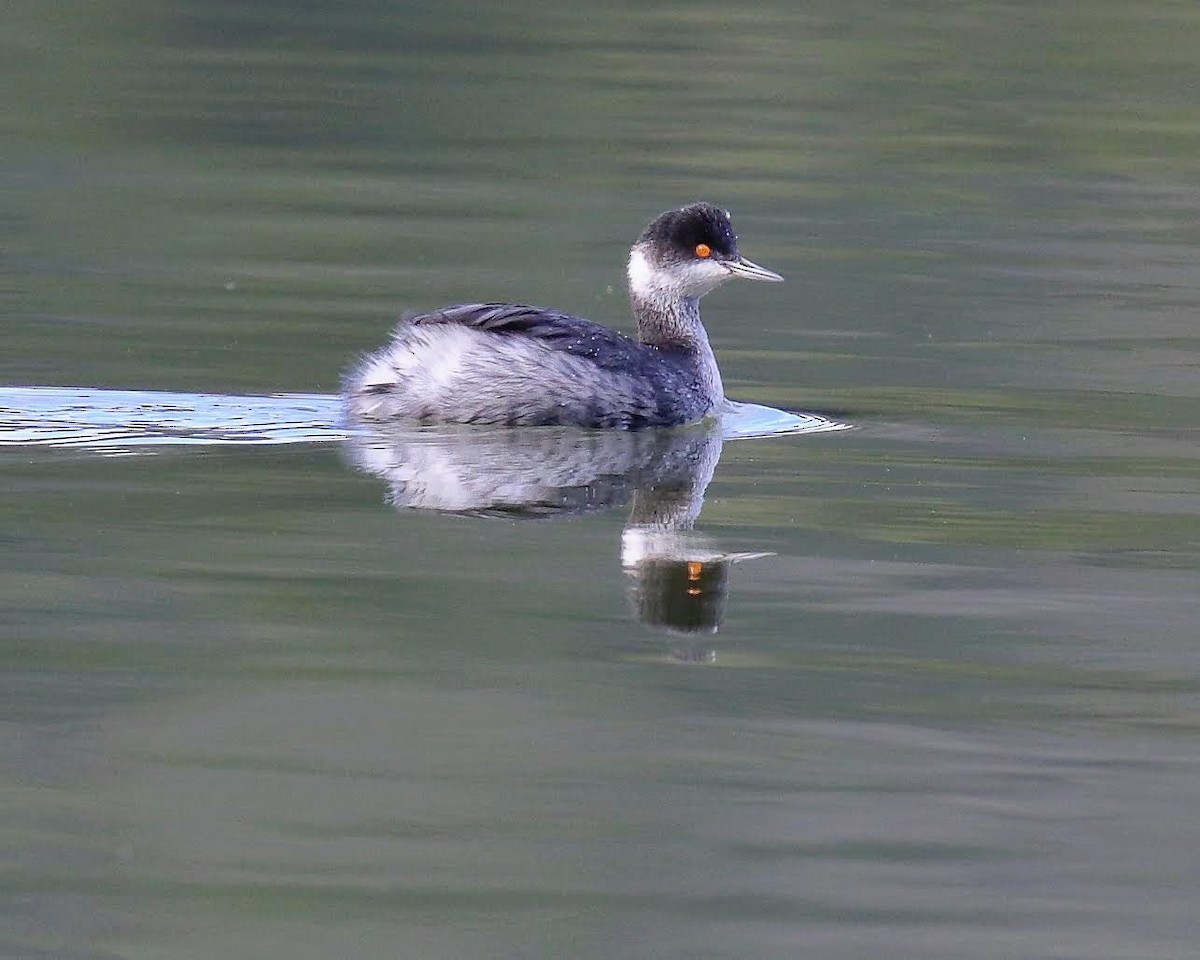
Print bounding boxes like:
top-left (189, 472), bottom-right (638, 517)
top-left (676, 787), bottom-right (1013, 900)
top-left (694, 243), bottom-right (712, 259)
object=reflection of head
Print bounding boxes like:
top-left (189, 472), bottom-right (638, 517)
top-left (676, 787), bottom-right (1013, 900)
top-left (627, 557), bottom-right (730, 634)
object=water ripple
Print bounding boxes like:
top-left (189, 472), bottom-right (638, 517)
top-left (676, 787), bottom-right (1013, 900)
top-left (0, 386), bottom-right (848, 450)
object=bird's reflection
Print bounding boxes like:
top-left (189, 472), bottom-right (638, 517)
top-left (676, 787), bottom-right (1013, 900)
top-left (342, 417), bottom-right (768, 639)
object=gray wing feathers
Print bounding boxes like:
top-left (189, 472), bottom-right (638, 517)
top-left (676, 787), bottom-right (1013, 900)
top-left (407, 303), bottom-right (648, 370)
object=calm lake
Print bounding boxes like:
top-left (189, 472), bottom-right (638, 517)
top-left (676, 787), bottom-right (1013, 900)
top-left (5, 2), bottom-right (1200, 958)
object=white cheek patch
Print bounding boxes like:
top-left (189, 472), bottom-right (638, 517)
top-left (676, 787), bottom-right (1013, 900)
top-left (627, 247), bottom-right (658, 302)
top-left (627, 246), bottom-right (730, 301)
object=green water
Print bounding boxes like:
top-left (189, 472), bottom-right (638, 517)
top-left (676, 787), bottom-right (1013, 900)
top-left (5, 2), bottom-right (1200, 958)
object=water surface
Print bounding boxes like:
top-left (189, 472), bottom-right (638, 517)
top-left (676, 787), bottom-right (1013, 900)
top-left (5, 2), bottom-right (1200, 959)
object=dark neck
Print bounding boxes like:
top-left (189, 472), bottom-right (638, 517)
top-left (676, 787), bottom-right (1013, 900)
top-left (631, 291), bottom-right (699, 347)
top-left (631, 292), bottom-right (724, 403)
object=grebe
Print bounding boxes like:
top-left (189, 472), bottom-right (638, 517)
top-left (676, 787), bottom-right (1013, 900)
top-left (343, 202), bottom-right (783, 429)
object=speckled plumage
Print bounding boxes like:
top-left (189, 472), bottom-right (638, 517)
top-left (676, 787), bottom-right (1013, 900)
top-left (342, 202), bottom-right (782, 429)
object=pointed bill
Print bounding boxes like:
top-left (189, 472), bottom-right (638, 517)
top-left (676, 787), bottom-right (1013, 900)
top-left (724, 256), bottom-right (784, 282)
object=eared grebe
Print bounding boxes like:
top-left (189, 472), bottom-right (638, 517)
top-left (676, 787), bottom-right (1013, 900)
top-left (343, 202), bottom-right (783, 429)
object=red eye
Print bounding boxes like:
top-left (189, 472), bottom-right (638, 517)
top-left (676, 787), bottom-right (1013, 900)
top-left (694, 243), bottom-right (712, 259)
